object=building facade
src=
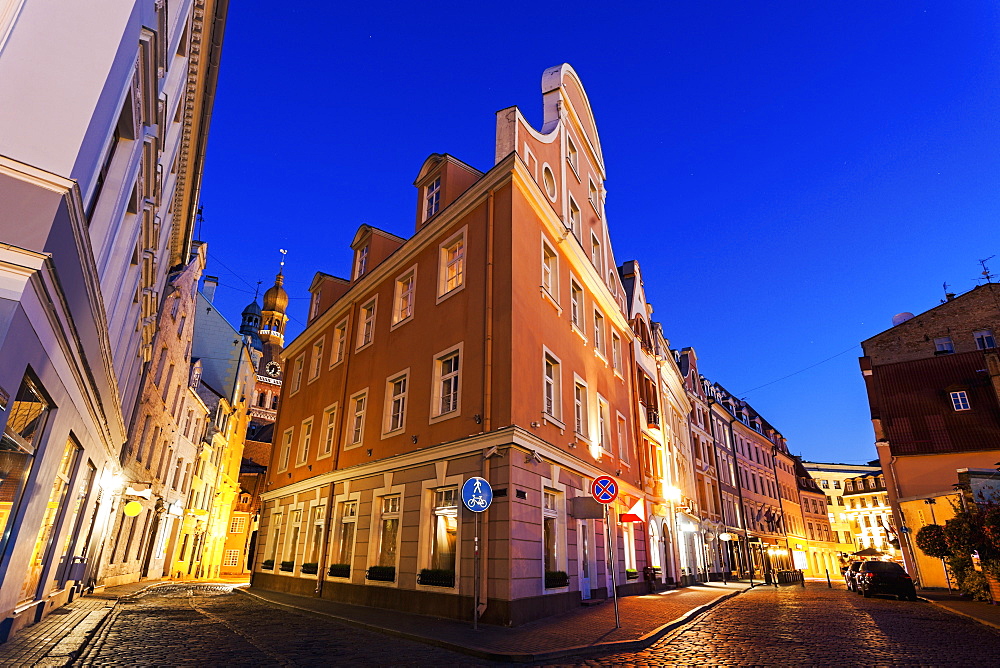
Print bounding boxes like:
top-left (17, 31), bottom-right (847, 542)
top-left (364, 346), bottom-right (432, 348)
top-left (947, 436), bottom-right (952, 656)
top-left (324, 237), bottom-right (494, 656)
top-left (0, 0), bottom-right (225, 639)
top-left (802, 460), bottom-right (881, 567)
top-left (859, 284), bottom-right (1000, 586)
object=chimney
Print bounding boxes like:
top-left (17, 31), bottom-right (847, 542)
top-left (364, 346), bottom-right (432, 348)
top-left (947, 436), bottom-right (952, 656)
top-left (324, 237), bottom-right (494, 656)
top-left (203, 275), bottom-right (219, 303)
top-left (946, 293), bottom-right (956, 301)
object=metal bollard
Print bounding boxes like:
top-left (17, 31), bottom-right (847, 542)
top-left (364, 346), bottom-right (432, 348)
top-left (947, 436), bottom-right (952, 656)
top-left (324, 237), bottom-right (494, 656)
top-left (825, 568), bottom-right (832, 588)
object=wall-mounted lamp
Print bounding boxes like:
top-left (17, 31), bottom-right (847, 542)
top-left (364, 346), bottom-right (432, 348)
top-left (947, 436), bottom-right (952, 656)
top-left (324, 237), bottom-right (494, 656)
top-left (530, 421), bottom-right (540, 428)
top-left (366, 449), bottom-right (373, 457)
top-left (473, 414), bottom-right (482, 424)
top-left (411, 435), bottom-right (418, 444)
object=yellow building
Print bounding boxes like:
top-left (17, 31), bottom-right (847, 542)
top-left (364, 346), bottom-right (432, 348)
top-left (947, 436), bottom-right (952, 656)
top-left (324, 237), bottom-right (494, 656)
top-left (842, 473), bottom-right (902, 563)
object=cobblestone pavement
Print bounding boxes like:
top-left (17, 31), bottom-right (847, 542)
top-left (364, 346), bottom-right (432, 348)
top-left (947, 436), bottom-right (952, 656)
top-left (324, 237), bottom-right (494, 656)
top-left (71, 583), bottom-right (489, 667)
top-left (555, 582), bottom-right (1000, 666)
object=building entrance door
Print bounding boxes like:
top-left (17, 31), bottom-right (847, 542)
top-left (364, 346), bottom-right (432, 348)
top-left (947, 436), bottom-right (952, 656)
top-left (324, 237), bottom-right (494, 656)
top-left (579, 521), bottom-right (592, 599)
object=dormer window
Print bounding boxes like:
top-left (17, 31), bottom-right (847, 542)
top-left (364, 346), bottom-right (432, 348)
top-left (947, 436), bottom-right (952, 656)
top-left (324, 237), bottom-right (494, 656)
top-left (950, 390), bottom-right (971, 411)
top-left (356, 245), bottom-right (369, 279)
top-left (425, 177), bottom-right (441, 220)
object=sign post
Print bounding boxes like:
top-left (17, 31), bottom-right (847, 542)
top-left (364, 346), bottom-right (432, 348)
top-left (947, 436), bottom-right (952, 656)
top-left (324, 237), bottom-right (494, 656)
top-left (591, 475), bottom-right (620, 629)
top-left (462, 476), bottom-right (492, 630)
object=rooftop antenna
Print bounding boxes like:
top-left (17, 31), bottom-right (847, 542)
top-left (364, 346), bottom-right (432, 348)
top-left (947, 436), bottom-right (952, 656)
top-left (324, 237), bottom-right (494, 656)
top-left (196, 206), bottom-right (205, 239)
top-left (978, 256), bottom-right (995, 284)
top-left (254, 280), bottom-right (262, 300)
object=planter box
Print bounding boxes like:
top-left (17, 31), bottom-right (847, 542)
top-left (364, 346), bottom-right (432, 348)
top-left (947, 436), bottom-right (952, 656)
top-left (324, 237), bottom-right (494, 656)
top-left (300, 563), bottom-right (318, 575)
top-left (625, 570), bottom-right (639, 581)
top-left (545, 571), bottom-right (569, 589)
top-left (366, 566), bottom-right (396, 582)
top-left (261, 560), bottom-right (274, 571)
top-left (328, 563), bottom-right (351, 578)
top-left (279, 561), bottom-right (295, 573)
top-left (418, 569), bottom-right (455, 587)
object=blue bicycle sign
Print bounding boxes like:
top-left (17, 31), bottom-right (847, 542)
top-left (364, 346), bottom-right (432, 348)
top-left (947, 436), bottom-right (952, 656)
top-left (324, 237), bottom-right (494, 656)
top-left (462, 477), bottom-right (493, 512)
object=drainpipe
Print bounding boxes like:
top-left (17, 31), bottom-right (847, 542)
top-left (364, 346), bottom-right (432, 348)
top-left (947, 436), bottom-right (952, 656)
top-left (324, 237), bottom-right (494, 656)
top-left (477, 189), bottom-right (495, 618)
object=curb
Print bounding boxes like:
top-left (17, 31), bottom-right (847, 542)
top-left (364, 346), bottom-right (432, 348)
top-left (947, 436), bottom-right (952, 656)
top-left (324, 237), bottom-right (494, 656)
top-left (236, 585), bottom-right (748, 662)
top-left (919, 597), bottom-right (1000, 633)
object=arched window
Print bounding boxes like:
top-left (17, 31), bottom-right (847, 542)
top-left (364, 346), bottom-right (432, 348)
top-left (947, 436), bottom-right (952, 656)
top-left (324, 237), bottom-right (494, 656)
top-left (258, 392), bottom-right (267, 407)
top-left (271, 396), bottom-right (279, 410)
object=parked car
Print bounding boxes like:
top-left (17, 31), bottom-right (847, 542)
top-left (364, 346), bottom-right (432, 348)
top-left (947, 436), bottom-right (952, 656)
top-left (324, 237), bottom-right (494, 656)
top-left (844, 561), bottom-right (863, 592)
top-left (855, 561), bottom-right (918, 600)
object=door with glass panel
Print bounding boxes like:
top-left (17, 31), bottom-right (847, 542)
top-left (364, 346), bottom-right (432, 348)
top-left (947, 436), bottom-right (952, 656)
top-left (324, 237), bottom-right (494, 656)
top-left (578, 520), bottom-right (592, 599)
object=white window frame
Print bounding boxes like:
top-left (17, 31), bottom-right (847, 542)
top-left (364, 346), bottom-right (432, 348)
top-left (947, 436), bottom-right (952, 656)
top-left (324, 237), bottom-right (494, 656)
top-left (597, 396), bottom-right (612, 455)
top-left (345, 389), bottom-right (368, 449)
top-left (382, 370), bottom-right (409, 436)
top-left (437, 227), bottom-right (467, 302)
top-left (357, 296), bottom-right (378, 351)
top-left (611, 332), bottom-right (623, 375)
top-left (309, 337), bottom-right (325, 382)
top-left (374, 494), bottom-right (402, 572)
top-left (568, 195), bottom-right (581, 239)
top-left (277, 427), bottom-right (293, 472)
top-left (290, 355), bottom-right (304, 395)
top-left (319, 403), bottom-right (338, 459)
top-left (391, 266), bottom-right (417, 328)
top-left (430, 343), bottom-right (463, 423)
top-left (223, 549), bottom-right (240, 568)
top-left (617, 411), bottom-right (629, 464)
top-left (355, 244), bottom-right (369, 279)
top-left (542, 348), bottom-right (563, 426)
top-left (570, 278), bottom-right (584, 332)
top-left (934, 337), bottom-right (954, 353)
top-left (593, 308), bottom-right (606, 358)
top-left (541, 488), bottom-right (565, 585)
top-left (296, 417), bottom-right (313, 466)
top-left (573, 377), bottom-right (590, 441)
top-left (588, 178), bottom-right (601, 217)
top-left (566, 136), bottom-right (579, 177)
top-left (541, 239), bottom-right (558, 301)
top-left (424, 176), bottom-right (441, 220)
top-left (333, 498), bottom-right (359, 575)
top-left (229, 516), bottom-right (247, 534)
top-left (950, 390), bottom-right (970, 411)
top-left (330, 317), bottom-right (348, 367)
top-left (975, 329), bottom-right (996, 350)
top-left (590, 233), bottom-right (602, 271)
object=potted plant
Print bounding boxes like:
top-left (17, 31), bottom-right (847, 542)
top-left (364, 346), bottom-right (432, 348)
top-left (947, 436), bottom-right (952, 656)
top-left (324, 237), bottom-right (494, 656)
top-left (366, 565), bottom-right (396, 582)
top-left (544, 570), bottom-right (569, 588)
top-left (417, 568), bottom-right (455, 587)
top-left (625, 568), bottom-right (639, 581)
top-left (328, 563), bottom-right (351, 578)
top-left (261, 559), bottom-right (274, 570)
top-left (279, 560), bottom-right (295, 572)
top-left (300, 562), bottom-right (318, 575)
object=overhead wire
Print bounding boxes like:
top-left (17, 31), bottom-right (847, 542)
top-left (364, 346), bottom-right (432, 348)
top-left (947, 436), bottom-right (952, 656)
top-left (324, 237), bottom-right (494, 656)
top-left (736, 344), bottom-right (862, 397)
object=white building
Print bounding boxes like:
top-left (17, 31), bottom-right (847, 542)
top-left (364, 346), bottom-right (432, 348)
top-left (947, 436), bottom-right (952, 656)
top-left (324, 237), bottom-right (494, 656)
top-left (0, 0), bottom-right (226, 639)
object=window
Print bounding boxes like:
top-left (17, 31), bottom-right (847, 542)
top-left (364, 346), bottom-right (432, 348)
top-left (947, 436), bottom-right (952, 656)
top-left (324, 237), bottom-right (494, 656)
top-left (568, 197), bottom-right (581, 239)
top-left (975, 329), bottom-right (996, 350)
top-left (376, 495), bottom-right (401, 568)
top-left (934, 337), bottom-right (954, 354)
top-left (542, 164), bottom-right (557, 200)
top-left (617, 415), bottom-right (629, 463)
top-left (430, 488), bottom-right (458, 573)
top-left (438, 229), bottom-right (466, 298)
top-left (590, 234), bottom-right (602, 270)
top-left (358, 299), bottom-right (376, 349)
top-left (291, 355), bottom-right (304, 393)
top-left (570, 279), bottom-right (583, 329)
top-left (833, 480), bottom-right (841, 489)
top-left (425, 177), bottom-right (441, 219)
top-left (347, 391), bottom-right (367, 447)
top-left (820, 479), bottom-right (829, 489)
top-left (296, 418), bottom-right (313, 465)
top-left (223, 550), bottom-right (240, 567)
top-left (355, 245), bottom-right (369, 278)
top-left (320, 404), bottom-right (338, 457)
top-left (230, 516), bottom-right (247, 534)
top-left (597, 398), bottom-right (611, 454)
top-left (950, 391), bottom-right (970, 411)
top-left (544, 354), bottom-right (561, 419)
top-left (567, 136), bottom-right (579, 173)
top-left (573, 382), bottom-right (589, 438)
top-left (541, 241), bottom-right (557, 298)
top-left (309, 338), bottom-right (324, 381)
top-left (611, 333), bottom-right (622, 373)
top-left (278, 428), bottom-right (293, 471)
top-left (543, 490), bottom-right (561, 576)
top-left (306, 505), bottom-right (325, 565)
top-left (335, 501), bottom-right (358, 571)
top-left (384, 373), bottom-right (408, 434)
top-left (593, 310), bottom-right (605, 356)
top-left (588, 179), bottom-right (599, 213)
top-left (393, 268), bottom-right (416, 325)
top-left (433, 347), bottom-right (461, 419)
top-left (331, 318), bottom-right (348, 366)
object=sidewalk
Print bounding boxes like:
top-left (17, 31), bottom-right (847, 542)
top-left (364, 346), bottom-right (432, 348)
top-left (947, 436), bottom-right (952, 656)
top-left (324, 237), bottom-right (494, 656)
top-left (239, 581), bottom-right (753, 662)
top-left (919, 589), bottom-right (1000, 632)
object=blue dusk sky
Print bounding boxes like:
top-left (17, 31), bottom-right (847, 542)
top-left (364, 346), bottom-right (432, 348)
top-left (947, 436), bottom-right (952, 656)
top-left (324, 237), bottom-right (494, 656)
top-left (198, 2), bottom-right (1000, 465)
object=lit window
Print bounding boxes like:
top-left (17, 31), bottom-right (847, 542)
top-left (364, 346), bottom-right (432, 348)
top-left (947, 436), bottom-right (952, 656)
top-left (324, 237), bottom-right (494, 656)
top-left (430, 488), bottom-right (457, 574)
top-left (934, 337), bottom-right (954, 353)
top-left (377, 495), bottom-right (401, 568)
top-left (296, 418), bottom-right (312, 465)
top-left (358, 299), bottom-right (376, 349)
top-left (278, 428), bottom-right (293, 471)
top-left (439, 230), bottom-right (466, 297)
top-left (541, 242), bottom-right (557, 298)
top-left (347, 391), bottom-right (367, 447)
top-left (950, 390), bottom-right (970, 411)
top-left (544, 354), bottom-right (561, 418)
top-left (223, 550), bottom-right (240, 567)
top-left (384, 374), bottom-right (408, 434)
top-left (320, 404), bottom-right (338, 457)
top-left (568, 197), bottom-right (581, 239)
top-left (393, 269), bottom-right (416, 325)
top-left (331, 318), bottom-right (348, 366)
top-left (230, 516), bottom-right (247, 534)
top-left (433, 348), bottom-right (461, 418)
top-left (356, 245), bottom-right (369, 278)
top-left (593, 310), bottom-right (605, 356)
top-left (291, 355), bottom-right (304, 393)
top-left (570, 279), bottom-right (583, 329)
top-left (425, 177), bottom-right (441, 219)
top-left (975, 329), bottom-right (996, 350)
top-left (543, 490), bottom-right (561, 576)
top-left (335, 501), bottom-right (358, 571)
top-left (306, 505), bottom-right (325, 565)
top-left (309, 338), bottom-right (324, 381)
top-left (574, 382), bottom-right (589, 438)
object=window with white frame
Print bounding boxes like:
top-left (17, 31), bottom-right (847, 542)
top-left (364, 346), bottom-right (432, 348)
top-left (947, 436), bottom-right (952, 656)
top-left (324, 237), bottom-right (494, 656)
top-left (541, 241), bottom-right (557, 298)
top-left (309, 338), bottom-right (324, 381)
top-left (950, 390), bottom-right (971, 411)
top-left (296, 418), bottom-right (313, 465)
top-left (544, 353), bottom-right (561, 419)
top-left (593, 309), bottom-right (605, 356)
top-left (574, 381), bottom-right (589, 438)
top-left (425, 177), bottom-right (441, 219)
top-left (567, 136), bottom-right (579, 173)
top-left (597, 397), bottom-right (611, 454)
top-left (320, 404), bottom-right (337, 457)
top-left (590, 234), bottom-right (602, 270)
top-left (229, 516), bottom-right (247, 534)
top-left (611, 333), bottom-right (622, 373)
top-left (285, 509), bottom-right (301, 562)
top-left (568, 196), bottom-right (581, 239)
top-left (617, 414), bottom-right (629, 463)
top-left (430, 487), bottom-right (458, 573)
top-left (542, 490), bottom-right (561, 576)
top-left (376, 495), bottom-right (401, 568)
top-left (355, 245), bottom-right (369, 278)
top-left (267, 513), bottom-right (283, 564)
top-left (393, 269), bottom-right (416, 325)
top-left (358, 299), bottom-right (376, 349)
top-left (570, 279), bottom-right (583, 329)
top-left (934, 337), bottom-right (954, 353)
top-left (306, 505), bottom-right (325, 565)
top-left (622, 521), bottom-right (636, 571)
top-left (975, 329), bottom-right (996, 350)
top-left (588, 179), bottom-right (600, 214)
top-left (335, 501), bottom-right (357, 569)
top-left (433, 347), bottom-right (461, 418)
top-left (291, 355), bottom-right (304, 393)
top-left (331, 318), bottom-right (348, 366)
top-left (223, 549), bottom-right (240, 567)
top-left (278, 428), bottom-right (293, 471)
top-left (439, 230), bottom-right (466, 297)
top-left (347, 391), bottom-right (367, 447)
top-left (384, 373), bottom-right (408, 434)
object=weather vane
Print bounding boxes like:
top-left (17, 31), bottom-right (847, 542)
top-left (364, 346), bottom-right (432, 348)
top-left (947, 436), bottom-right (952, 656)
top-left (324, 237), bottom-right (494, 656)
top-left (279, 248), bottom-right (287, 269)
